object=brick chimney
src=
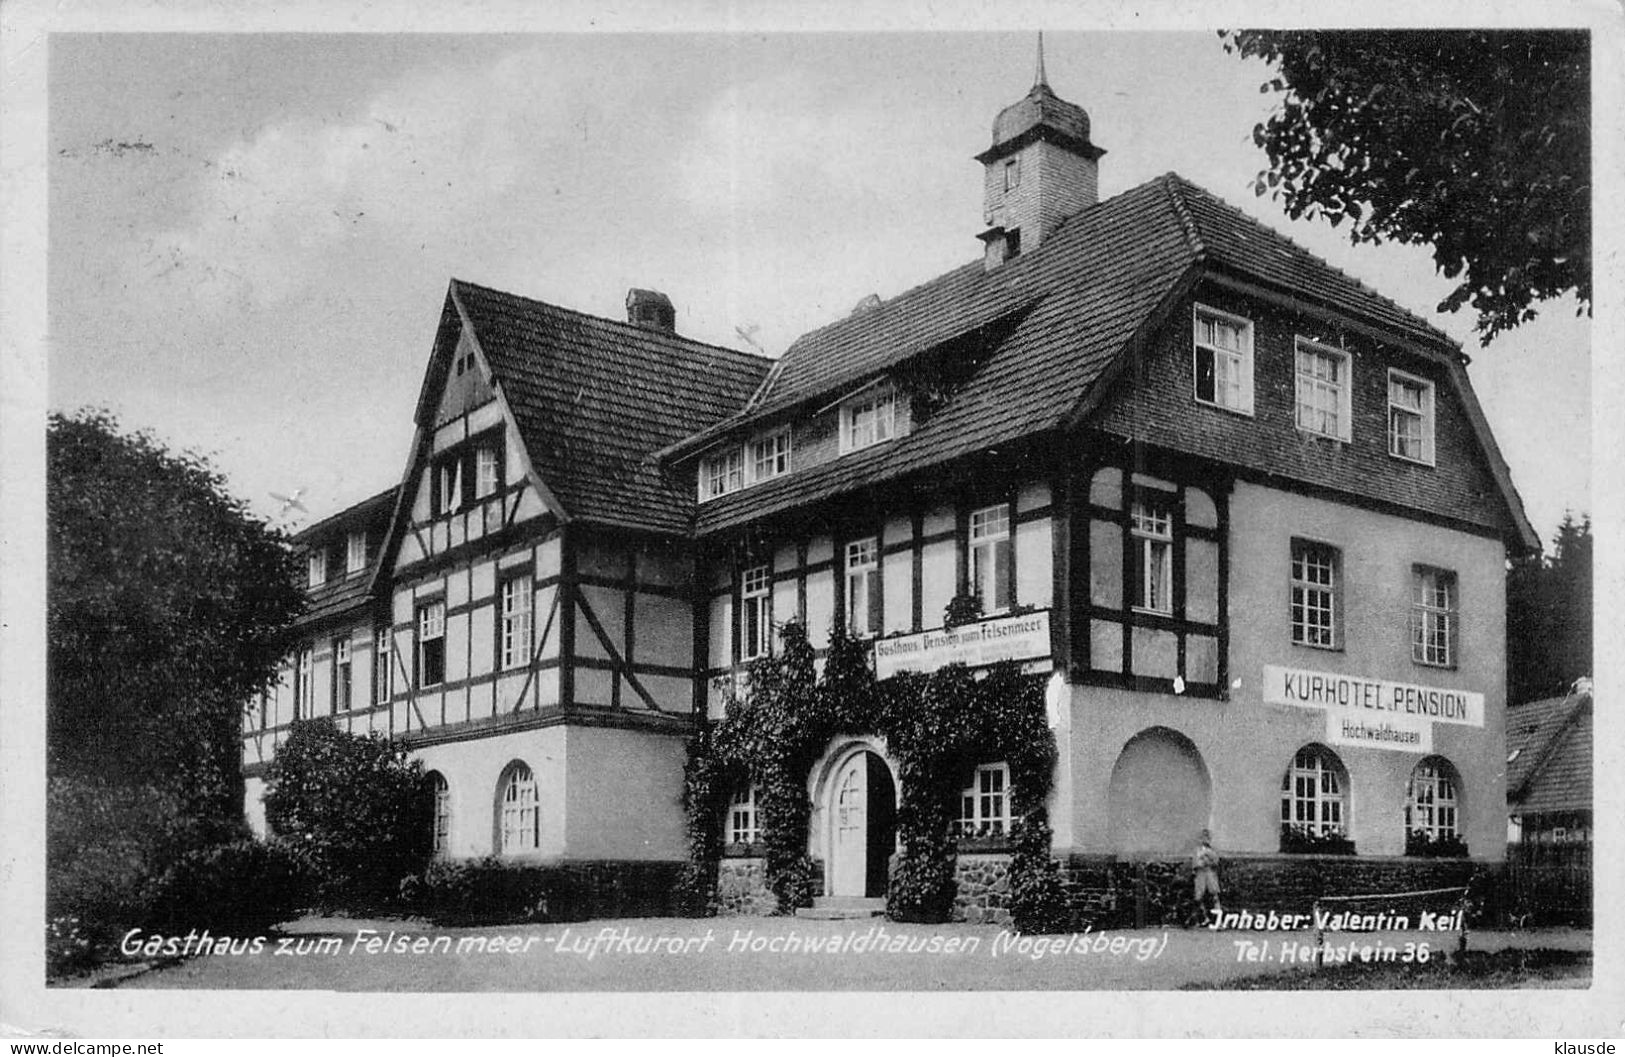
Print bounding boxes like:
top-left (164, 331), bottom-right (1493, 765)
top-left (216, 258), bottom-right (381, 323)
top-left (626, 288), bottom-right (676, 332)
top-left (976, 36), bottom-right (1106, 270)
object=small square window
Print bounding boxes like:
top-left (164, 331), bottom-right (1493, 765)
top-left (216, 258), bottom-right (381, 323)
top-left (1003, 157), bottom-right (1021, 192)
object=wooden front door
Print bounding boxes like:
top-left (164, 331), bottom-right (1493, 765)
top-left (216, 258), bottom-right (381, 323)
top-left (831, 754), bottom-right (868, 897)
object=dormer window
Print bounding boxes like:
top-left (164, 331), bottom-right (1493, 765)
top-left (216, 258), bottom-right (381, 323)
top-left (749, 430), bottom-right (792, 483)
top-left (841, 388), bottom-right (896, 453)
top-left (701, 448), bottom-right (745, 501)
top-left (308, 548), bottom-right (327, 588)
top-left (346, 531), bottom-right (367, 575)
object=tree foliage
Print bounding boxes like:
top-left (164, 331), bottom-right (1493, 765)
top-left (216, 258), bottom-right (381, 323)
top-left (1221, 30), bottom-right (1589, 344)
top-left (48, 409), bottom-right (304, 825)
top-left (262, 719), bottom-right (432, 907)
top-left (1507, 512), bottom-right (1592, 704)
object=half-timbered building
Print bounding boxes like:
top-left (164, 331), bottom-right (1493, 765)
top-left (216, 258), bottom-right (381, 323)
top-left (243, 57), bottom-right (1536, 915)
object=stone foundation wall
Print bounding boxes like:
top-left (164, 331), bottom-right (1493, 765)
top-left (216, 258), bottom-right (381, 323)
top-left (1058, 853), bottom-right (1497, 930)
top-left (952, 854), bottom-right (1012, 925)
top-left (715, 857), bottom-right (778, 916)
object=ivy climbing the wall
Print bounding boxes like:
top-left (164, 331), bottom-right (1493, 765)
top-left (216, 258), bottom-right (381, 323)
top-left (680, 617), bottom-right (1066, 931)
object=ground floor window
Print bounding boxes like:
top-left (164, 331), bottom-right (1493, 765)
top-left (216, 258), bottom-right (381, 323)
top-left (1279, 745), bottom-right (1350, 851)
top-left (1406, 755), bottom-right (1463, 855)
top-left (728, 784), bottom-right (760, 845)
top-left (428, 771), bottom-right (451, 857)
top-left (957, 762), bottom-right (1011, 838)
top-left (498, 762), bottom-right (539, 854)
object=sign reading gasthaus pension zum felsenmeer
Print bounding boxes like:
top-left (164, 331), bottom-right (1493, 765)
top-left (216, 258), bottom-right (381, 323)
top-left (1261, 664), bottom-right (1484, 754)
top-left (873, 611), bottom-right (1052, 679)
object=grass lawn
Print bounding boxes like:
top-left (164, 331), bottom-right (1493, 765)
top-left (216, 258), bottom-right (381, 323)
top-left (94, 916), bottom-right (1592, 992)
top-left (1185, 947), bottom-right (1592, 990)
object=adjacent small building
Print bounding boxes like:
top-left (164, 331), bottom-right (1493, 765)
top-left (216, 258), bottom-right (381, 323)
top-left (1506, 681), bottom-right (1593, 844)
top-left (243, 53), bottom-right (1538, 914)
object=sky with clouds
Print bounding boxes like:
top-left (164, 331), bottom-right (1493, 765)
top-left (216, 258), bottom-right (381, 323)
top-left (47, 30), bottom-right (1591, 544)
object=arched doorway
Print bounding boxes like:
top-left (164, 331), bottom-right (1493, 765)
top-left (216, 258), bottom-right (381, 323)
top-left (827, 750), bottom-right (897, 898)
top-left (1106, 727), bottom-right (1211, 856)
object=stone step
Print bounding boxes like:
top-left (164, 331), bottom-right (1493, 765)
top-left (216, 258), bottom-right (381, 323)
top-left (795, 896), bottom-right (886, 920)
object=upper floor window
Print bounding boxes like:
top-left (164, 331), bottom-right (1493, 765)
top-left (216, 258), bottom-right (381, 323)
top-left (475, 443), bottom-right (501, 499)
top-left (841, 388), bottom-right (896, 453)
top-left (1295, 340), bottom-right (1352, 441)
top-left (1290, 539), bottom-right (1340, 649)
top-left (740, 565), bottom-right (772, 661)
top-left (702, 448), bottom-right (745, 501)
top-left (307, 549), bottom-right (327, 588)
top-left (1130, 493), bottom-right (1174, 615)
top-left (417, 600), bottom-right (446, 688)
top-left (500, 575), bottom-right (534, 671)
top-left (431, 435), bottom-right (503, 516)
top-left (969, 504), bottom-right (1013, 613)
top-left (374, 623), bottom-right (392, 704)
top-left (346, 531), bottom-right (367, 575)
top-left (1192, 306), bottom-right (1254, 414)
top-left (1411, 566), bottom-right (1458, 668)
top-left (749, 430), bottom-right (792, 483)
top-left (1388, 370), bottom-right (1436, 465)
top-left (434, 457), bottom-right (463, 515)
top-left (332, 635), bottom-right (352, 713)
top-left (294, 644), bottom-right (313, 718)
top-left (1003, 157), bottom-right (1021, 192)
top-left (958, 762), bottom-right (1011, 838)
top-left (846, 537), bottom-right (881, 638)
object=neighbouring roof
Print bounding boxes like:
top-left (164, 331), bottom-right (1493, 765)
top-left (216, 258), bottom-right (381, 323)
top-left (451, 280), bottom-right (774, 534)
top-left (1507, 687), bottom-right (1593, 814)
top-left (682, 172), bottom-right (1526, 539)
top-left (293, 486), bottom-right (398, 628)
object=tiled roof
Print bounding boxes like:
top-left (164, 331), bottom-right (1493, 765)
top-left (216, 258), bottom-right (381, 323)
top-left (1507, 690), bottom-right (1592, 812)
top-left (452, 280), bottom-right (774, 534)
top-left (687, 172), bottom-right (1525, 539)
top-left (294, 486), bottom-right (398, 629)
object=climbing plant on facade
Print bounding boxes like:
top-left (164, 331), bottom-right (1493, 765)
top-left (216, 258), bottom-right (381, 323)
top-left (681, 617), bottom-right (1065, 931)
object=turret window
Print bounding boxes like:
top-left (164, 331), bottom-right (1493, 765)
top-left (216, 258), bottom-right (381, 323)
top-left (1003, 157), bottom-right (1021, 192)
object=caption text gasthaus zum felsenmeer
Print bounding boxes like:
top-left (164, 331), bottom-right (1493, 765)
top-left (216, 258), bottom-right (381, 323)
top-left (119, 925), bottom-right (1168, 962)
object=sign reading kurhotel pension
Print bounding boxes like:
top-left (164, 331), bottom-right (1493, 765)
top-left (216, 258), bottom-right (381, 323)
top-left (1262, 664), bottom-right (1484, 754)
top-left (873, 611), bottom-right (1052, 679)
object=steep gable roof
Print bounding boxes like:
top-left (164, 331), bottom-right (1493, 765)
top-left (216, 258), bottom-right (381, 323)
top-left (448, 280), bottom-right (773, 534)
top-left (1507, 688), bottom-right (1593, 812)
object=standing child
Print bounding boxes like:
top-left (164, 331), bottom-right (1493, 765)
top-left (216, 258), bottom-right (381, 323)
top-left (1192, 829), bottom-right (1222, 922)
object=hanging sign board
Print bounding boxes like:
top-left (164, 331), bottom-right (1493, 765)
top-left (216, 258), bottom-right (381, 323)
top-left (873, 610), bottom-right (1051, 680)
